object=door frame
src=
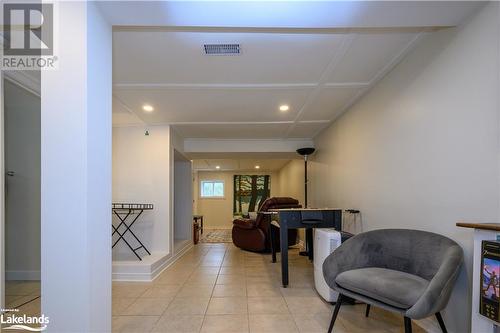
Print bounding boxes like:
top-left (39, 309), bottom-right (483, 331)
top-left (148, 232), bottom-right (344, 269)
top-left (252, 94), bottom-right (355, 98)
top-left (1, 70), bottom-right (4, 310)
top-left (1, 71), bottom-right (41, 309)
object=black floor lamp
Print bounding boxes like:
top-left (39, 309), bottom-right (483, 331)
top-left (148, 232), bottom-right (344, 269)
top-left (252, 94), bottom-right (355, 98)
top-left (296, 147), bottom-right (315, 259)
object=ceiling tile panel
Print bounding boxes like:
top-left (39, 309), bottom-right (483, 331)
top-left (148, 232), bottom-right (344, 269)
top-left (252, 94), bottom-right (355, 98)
top-left (326, 32), bottom-right (417, 83)
top-left (173, 123), bottom-right (289, 139)
top-left (112, 96), bottom-right (144, 125)
top-left (114, 87), bottom-right (312, 123)
top-left (298, 86), bottom-right (362, 121)
top-left (113, 31), bottom-right (344, 84)
top-left (287, 122), bottom-right (329, 138)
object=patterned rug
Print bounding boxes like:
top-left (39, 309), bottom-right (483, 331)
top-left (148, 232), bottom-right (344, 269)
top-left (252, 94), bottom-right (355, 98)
top-left (200, 229), bottom-right (233, 243)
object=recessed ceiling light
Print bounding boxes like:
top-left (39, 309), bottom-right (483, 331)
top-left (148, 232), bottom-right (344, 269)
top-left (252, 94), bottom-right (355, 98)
top-left (142, 104), bottom-right (154, 112)
top-left (255, 165), bottom-right (260, 169)
top-left (279, 105), bottom-right (289, 112)
top-left (215, 165), bottom-right (220, 169)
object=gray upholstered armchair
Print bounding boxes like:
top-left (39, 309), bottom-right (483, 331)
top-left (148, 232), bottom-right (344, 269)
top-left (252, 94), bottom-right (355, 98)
top-left (322, 229), bottom-right (463, 333)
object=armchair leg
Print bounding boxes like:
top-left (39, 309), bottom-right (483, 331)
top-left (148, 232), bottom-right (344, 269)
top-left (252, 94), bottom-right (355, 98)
top-left (435, 312), bottom-right (448, 333)
top-left (404, 317), bottom-right (412, 333)
top-left (328, 294), bottom-right (343, 333)
top-left (365, 304), bottom-right (371, 317)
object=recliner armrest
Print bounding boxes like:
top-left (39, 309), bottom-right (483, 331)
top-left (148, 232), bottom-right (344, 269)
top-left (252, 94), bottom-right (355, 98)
top-left (233, 218), bottom-right (256, 230)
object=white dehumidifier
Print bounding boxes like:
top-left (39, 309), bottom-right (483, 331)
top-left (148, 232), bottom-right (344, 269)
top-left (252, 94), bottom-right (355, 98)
top-left (314, 228), bottom-right (342, 302)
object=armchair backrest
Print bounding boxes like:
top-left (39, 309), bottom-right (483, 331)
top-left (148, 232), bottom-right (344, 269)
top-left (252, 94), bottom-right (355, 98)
top-left (255, 197), bottom-right (301, 229)
top-left (352, 229), bottom-right (462, 281)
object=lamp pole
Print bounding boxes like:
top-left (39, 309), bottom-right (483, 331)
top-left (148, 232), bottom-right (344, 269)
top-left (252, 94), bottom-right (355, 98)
top-left (296, 148), bottom-right (315, 259)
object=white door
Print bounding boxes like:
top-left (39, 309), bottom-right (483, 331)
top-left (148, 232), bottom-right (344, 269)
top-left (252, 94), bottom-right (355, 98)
top-left (4, 79), bottom-right (41, 281)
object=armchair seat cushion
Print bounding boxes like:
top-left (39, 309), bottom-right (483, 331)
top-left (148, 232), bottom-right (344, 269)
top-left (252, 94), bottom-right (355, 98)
top-left (233, 218), bottom-right (256, 230)
top-left (335, 267), bottom-right (429, 309)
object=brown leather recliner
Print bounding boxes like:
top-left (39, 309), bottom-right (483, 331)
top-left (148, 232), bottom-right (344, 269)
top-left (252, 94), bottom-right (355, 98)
top-left (232, 197), bottom-right (301, 252)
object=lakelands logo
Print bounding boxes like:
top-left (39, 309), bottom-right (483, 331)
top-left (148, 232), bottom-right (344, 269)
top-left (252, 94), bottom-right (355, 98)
top-left (1, 3), bottom-right (58, 70)
top-left (0, 312), bottom-right (49, 331)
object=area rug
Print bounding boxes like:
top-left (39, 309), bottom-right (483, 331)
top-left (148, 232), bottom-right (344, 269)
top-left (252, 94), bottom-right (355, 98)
top-left (200, 229), bottom-right (232, 243)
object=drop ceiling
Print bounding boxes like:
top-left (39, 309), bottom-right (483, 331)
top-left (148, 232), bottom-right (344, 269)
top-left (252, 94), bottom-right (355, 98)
top-left (110, 1), bottom-right (483, 140)
top-left (193, 159), bottom-right (291, 172)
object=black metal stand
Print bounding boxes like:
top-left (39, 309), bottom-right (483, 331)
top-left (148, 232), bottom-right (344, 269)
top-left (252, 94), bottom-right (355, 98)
top-left (112, 203), bottom-right (153, 261)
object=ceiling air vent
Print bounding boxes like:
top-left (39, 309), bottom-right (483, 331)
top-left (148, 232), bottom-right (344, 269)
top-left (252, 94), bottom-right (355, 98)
top-left (204, 44), bottom-right (240, 55)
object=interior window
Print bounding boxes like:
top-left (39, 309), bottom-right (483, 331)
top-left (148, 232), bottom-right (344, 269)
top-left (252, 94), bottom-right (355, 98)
top-left (201, 180), bottom-right (224, 198)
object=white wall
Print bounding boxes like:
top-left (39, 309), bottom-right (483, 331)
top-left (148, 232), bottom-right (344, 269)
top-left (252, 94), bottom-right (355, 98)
top-left (4, 80), bottom-right (40, 280)
top-left (277, 160), bottom-right (305, 205)
top-left (310, 3), bottom-right (499, 332)
top-left (41, 2), bottom-right (112, 331)
top-left (112, 126), bottom-right (171, 256)
top-left (196, 170), bottom-right (280, 229)
top-left (277, 159), bottom-right (308, 243)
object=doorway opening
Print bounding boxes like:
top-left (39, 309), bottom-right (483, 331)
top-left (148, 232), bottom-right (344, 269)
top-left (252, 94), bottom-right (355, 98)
top-left (173, 149), bottom-right (192, 252)
top-left (3, 76), bottom-right (41, 316)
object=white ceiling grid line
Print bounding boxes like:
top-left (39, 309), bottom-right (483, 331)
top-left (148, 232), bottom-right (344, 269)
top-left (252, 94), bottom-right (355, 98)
top-left (284, 34), bottom-right (356, 138)
top-left (308, 31), bottom-right (426, 138)
top-left (111, 19), bottom-right (453, 139)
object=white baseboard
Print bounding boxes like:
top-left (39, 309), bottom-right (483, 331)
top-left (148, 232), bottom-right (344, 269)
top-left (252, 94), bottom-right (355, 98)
top-left (151, 241), bottom-right (193, 281)
top-left (112, 242), bottom-right (193, 282)
top-left (6, 270), bottom-right (40, 280)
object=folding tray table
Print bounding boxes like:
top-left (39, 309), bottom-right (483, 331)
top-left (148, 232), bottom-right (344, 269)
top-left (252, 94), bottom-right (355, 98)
top-left (112, 203), bottom-right (153, 260)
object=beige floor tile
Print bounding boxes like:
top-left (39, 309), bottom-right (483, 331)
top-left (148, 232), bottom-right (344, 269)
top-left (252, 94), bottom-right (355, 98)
top-left (201, 314), bottom-right (249, 333)
top-left (177, 284), bottom-right (214, 298)
top-left (249, 314), bottom-right (299, 333)
top-left (155, 271), bottom-right (192, 285)
top-left (212, 284), bottom-right (247, 297)
top-left (123, 297), bottom-right (173, 316)
top-left (187, 274), bottom-right (218, 285)
top-left (112, 297), bottom-right (137, 316)
top-left (5, 281), bottom-right (41, 296)
top-left (245, 275), bottom-right (279, 285)
top-left (112, 315), bottom-right (159, 333)
top-left (165, 297), bottom-right (210, 315)
top-left (206, 297), bottom-right (248, 315)
top-left (151, 314), bottom-right (204, 333)
top-left (247, 283), bottom-right (282, 297)
top-left (141, 284), bottom-right (182, 298)
top-left (285, 296), bottom-right (332, 315)
top-left (192, 267), bottom-right (221, 275)
top-left (293, 313), bottom-right (334, 333)
top-left (247, 297), bottom-right (289, 314)
top-left (5, 295), bottom-right (39, 309)
top-left (113, 282), bottom-right (151, 298)
top-left (280, 286), bottom-right (319, 298)
top-left (216, 274), bottom-right (246, 285)
top-left (16, 298), bottom-right (41, 317)
top-left (222, 261), bottom-right (245, 267)
top-left (200, 260), bottom-right (224, 267)
top-left (219, 266), bottom-right (246, 275)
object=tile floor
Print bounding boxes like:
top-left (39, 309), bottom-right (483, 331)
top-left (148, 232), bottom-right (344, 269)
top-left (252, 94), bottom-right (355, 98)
top-left (112, 243), bottom-right (427, 332)
top-left (1, 244), bottom-right (428, 332)
top-left (4, 280), bottom-right (41, 315)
